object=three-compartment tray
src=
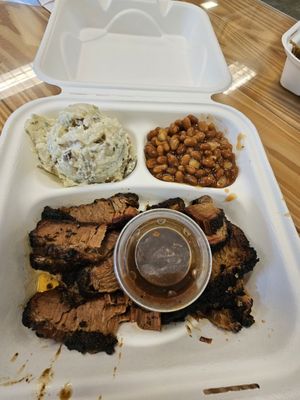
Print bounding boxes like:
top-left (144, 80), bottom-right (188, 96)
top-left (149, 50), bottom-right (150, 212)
top-left (0, 1), bottom-right (300, 399)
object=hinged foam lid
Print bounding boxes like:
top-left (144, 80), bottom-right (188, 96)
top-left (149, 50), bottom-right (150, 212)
top-left (34, 0), bottom-right (231, 100)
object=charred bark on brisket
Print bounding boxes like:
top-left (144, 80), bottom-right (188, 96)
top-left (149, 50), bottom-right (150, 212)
top-left (42, 193), bottom-right (139, 228)
top-left (22, 287), bottom-right (131, 354)
top-left (185, 195), bottom-right (229, 249)
top-left (146, 198), bottom-right (186, 212)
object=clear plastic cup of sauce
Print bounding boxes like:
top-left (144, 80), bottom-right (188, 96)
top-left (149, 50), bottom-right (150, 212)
top-left (114, 209), bottom-right (212, 313)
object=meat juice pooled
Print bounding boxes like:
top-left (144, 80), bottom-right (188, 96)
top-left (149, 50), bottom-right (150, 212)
top-left (123, 218), bottom-right (203, 305)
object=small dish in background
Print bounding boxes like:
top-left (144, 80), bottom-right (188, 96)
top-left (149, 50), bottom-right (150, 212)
top-left (280, 21), bottom-right (300, 96)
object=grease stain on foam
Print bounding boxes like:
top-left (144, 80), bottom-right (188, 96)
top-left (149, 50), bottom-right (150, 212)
top-left (58, 383), bottom-right (73, 400)
top-left (10, 352), bottom-right (19, 362)
top-left (0, 357), bottom-right (33, 387)
top-left (0, 375), bottom-right (33, 387)
top-left (284, 212), bottom-right (290, 217)
top-left (37, 344), bottom-right (63, 399)
top-left (37, 367), bottom-right (54, 400)
top-left (236, 133), bottom-right (246, 150)
top-left (17, 361), bottom-right (28, 375)
top-left (54, 344), bottom-right (62, 360)
top-left (225, 193), bottom-right (237, 202)
top-left (224, 188), bottom-right (229, 193)
top-left (113, 338), bottom-right (124, 379)
top-left (98, 396), bottom-right (102, 400)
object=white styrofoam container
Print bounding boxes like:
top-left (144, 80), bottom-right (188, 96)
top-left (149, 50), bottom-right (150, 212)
top-left (281, 20), bottom-right (300, 96)
top-left (0, 1), bottom-right (300, 399)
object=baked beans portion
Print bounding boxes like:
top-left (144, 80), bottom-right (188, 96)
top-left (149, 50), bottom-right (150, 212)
top-left (144, 115), bottom-right (238, 188)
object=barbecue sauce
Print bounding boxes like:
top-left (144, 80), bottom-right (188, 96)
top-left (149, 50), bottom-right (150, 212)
top-left (123, 217), bottom-right (203, 308)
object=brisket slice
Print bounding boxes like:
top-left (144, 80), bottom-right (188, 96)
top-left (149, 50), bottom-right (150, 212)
top-left (30, 228), bottom-right (119, 274)
top-left (130, 305), bottom-right (161, 331)
top-left (77, 256), bottom-right (120, 296)
top-left (41, 193), bottom-right (139, 228)
top-left (209, 223), bottom-right (258, 282)
top-left (22, 287), bottom-right (130, 354)
top-left (196, 284), bottom-right (254, 332)
top-left (162, 223), bottom-right (259, 331)
top-left (185, 195), bottom-right (229, 249)
top-left (146, 198), bottom-right (185, 212)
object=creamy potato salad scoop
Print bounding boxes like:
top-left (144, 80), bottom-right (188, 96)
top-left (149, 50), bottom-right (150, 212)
top-left (25, 104), bottom-right (136, 186)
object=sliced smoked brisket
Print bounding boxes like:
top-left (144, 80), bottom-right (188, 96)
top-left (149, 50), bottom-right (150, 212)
top-left (41, 193), bottom-right (139, 228)
top-left (185, 195), bottom-right (229, 249)
top-left (22, 287), bottom-right (130, 354)
top-left (30, 227), bottom-right (119, 274)
top-left (77, 256), bottom-right (120, 296)
top-left (146, 198), bottom-right (185, 212)
top-left (23, 193), bottom-right (259, 352)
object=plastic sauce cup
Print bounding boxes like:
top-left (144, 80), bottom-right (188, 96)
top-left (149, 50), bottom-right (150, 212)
top-left (114, 209), bottom-right (212, 313)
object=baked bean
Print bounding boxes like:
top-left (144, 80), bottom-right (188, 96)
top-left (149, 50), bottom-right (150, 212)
top-left (179, 132), bottom-right (187, 142)
top-left (186, 127), bottom-right (194, 137)
top-left (151, 137), bottom-right (158, 146)
top-left (190, 150), bottom-right (201, 161)
top-left (145, 144), bottom-right (157, 158)
top-left (200, 143), bottom-right (211, 151)
top-left (185, 165), bottom-right (196, 175)
top-left (162, 174), bottom-right (174, 182)
top-left (188, 114), bottom-right (198, 125)
top-left (199, 175), bottom-right (216, 186)
top-left (158, 129), bottom-right (167, 142)
top-left (145, 115), bottom-right (238, 188)
top-left (224, 161), bottom-right (233, 170)
top-left (162, 142), bottom-right (170, 152)
top-left (189, 158), bottom-right (200, 169)
top-left (147, 130), bottom-right (158, 140)
top-left (153, 164), bottom-right (167, 174)
top-left (206, 129), bottom-right (217, 138)
top-left (169, 123), bottom-right (179, 135)
top-left (157, 145), bottom-right (164, 155)
top-left (198, 121), bottom-right (209, 132)
top-left (184, 137), bottom-right (197, 147)
top-left (181, 154), bottom-right (191, 165)
top-left (214, 149), bottom-right (221, 158)
top-left (195, 169), bottom-right (206, 178)
top-left (170, 138), bottom-right (180, 150)
top-left (182, 116), bottom-right (192, 130)
top-left (194, 131), bottom-right (206, 142)
top-left (167, 154), bottom-right (179, 167)
top-left (202, 157), bottom-right (215, 168)
top-left (155, 173), bottom-right (164, 180)
top-left (146, 158), bottom-right (157, 169)
top-left (175, 171), bottom-right (184, 182)
top-left (222, 150), bottom-right (233, 159)
top-left (216, 168), bottom-right (224, 179)
top-left (216, 176), bottom-right (227, 187)
top-left (166, 167), bottom-right (177, 175)
top-left (176, 144), bottom-right (186, 155)
top-left (184, 174), bottom-right (198, 185)
top-left (157, 156), bottom-right (167, 164)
